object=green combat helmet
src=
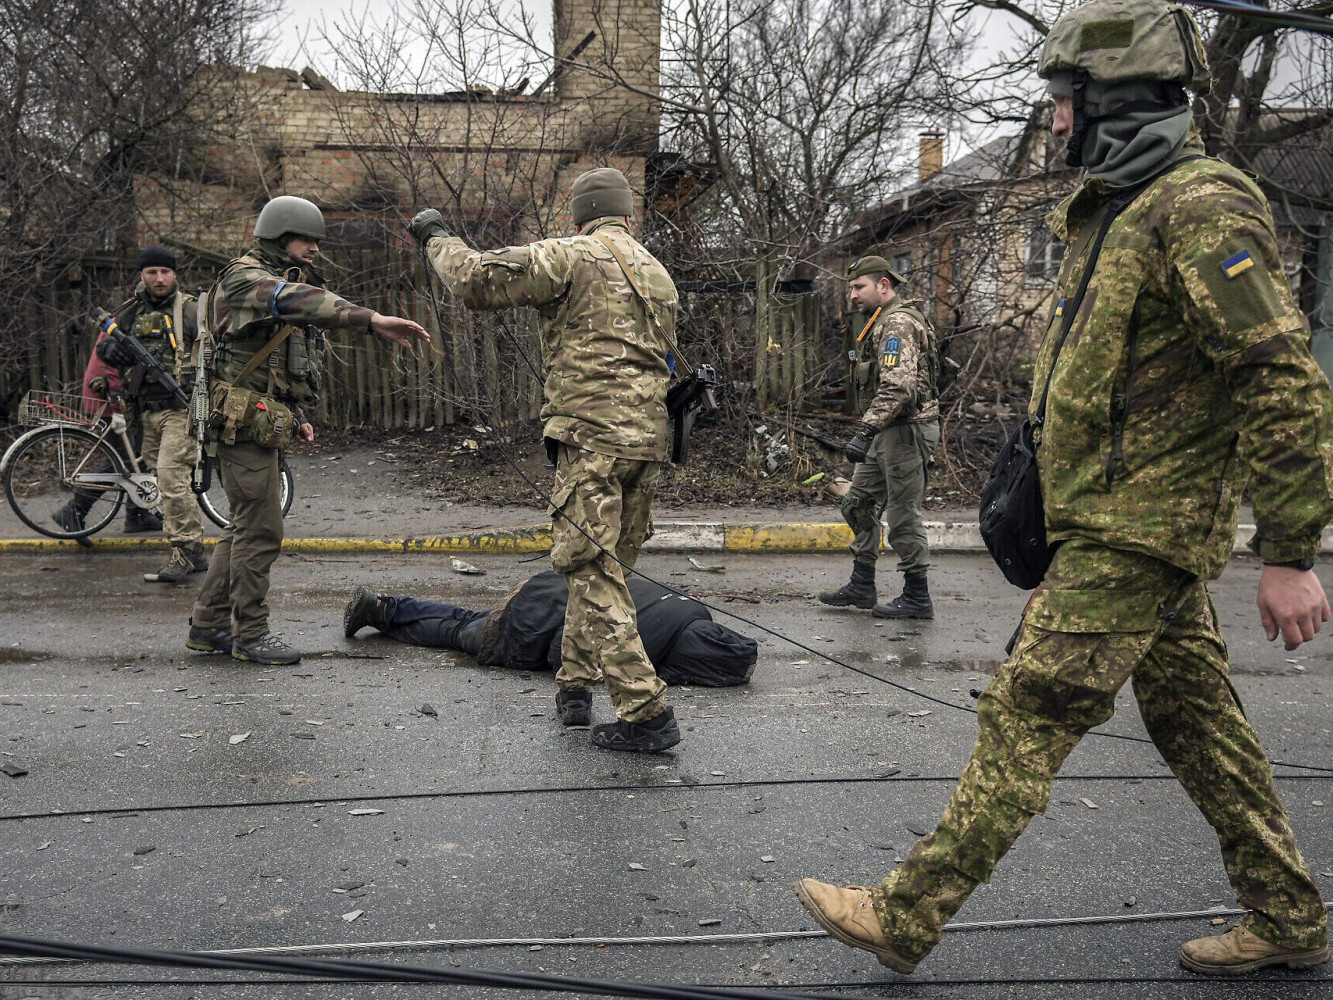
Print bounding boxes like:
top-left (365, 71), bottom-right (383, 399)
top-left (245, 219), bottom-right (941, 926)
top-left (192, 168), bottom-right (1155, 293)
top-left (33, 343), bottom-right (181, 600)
top-left (254, 195), bottom-right (327, 240)
top-left (1037, 0), bottom-right (1210, 167)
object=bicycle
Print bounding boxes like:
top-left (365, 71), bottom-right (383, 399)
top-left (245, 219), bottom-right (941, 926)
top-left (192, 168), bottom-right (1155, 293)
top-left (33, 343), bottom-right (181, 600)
top-left (2, 389), bottom-right (294, 541)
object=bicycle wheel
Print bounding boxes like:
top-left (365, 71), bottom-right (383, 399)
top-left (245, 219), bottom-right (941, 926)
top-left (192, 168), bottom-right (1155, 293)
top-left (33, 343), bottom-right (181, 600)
top-left (197, 457), bottom-right (295, 528)
top-left (5, 426), bottom-right (127, 539)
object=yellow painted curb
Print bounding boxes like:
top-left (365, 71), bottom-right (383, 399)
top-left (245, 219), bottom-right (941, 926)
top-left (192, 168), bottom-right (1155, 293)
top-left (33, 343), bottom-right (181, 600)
top-left (723, 522), bottom-right (853, 552)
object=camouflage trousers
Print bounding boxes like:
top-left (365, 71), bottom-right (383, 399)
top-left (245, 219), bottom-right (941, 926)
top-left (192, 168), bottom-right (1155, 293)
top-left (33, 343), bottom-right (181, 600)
top-left (869, 540), bottom-right (1327, 962)
top-left (549, 445), bottom-right (667, 723)
top-left (140, 408), bottom-right (203, 546)
top-left (844, 420), bottom-right (940, 574)
top-left (191, 441), bottom-right (284, 641)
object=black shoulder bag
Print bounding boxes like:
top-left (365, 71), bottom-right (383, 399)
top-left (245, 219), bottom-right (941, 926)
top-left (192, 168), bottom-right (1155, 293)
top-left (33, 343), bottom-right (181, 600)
top-left (978, 158), bottom-right (1199, 589)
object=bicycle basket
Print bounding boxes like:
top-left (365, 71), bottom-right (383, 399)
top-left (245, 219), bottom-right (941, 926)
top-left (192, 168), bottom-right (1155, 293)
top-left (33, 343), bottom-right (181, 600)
top-left (17, 390), bottom-right (97, 428)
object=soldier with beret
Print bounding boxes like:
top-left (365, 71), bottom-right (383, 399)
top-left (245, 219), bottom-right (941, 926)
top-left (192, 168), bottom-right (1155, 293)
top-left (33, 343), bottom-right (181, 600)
top-left (797, 0), bottom-right (1332, 977)
top-left (409, 167), bottom-right (683, 752)
top-left (819, 255), bottom-right (941, 619)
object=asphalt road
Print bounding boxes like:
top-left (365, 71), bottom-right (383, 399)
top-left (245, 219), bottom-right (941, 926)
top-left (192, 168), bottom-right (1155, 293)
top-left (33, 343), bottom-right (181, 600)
top-left (0, 548), bottom-right (1329, 1000)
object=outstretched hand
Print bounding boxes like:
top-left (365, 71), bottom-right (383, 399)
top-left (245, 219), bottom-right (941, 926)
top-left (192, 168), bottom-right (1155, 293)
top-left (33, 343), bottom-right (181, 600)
top-left (370, 313), bottom-right (431, 348)
top-left (1257, 564), bottom-right (1329, 651)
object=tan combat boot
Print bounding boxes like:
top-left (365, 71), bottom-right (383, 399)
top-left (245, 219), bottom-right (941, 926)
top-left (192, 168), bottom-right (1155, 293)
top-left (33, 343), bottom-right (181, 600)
top-left (793, 878), bottom-right (917, 974)
top-left (1179, 925), bottom-right (1330, 976)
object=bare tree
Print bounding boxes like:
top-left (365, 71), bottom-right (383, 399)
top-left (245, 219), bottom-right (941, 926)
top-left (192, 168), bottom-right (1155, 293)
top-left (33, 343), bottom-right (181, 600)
top-left (0, 0), bottom-right (277, 413)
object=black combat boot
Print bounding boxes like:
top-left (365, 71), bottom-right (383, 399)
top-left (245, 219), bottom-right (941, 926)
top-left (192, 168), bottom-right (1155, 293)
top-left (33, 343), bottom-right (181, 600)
top-left (872, 571), bottom-right (933, 620)
top-left (123, 506), bottom-right (164, 534)
top-left (556, 687), bottom-right (594, 727)
top-left (818, 559), bottom-right (877, 609)
top-left (52, 503), bottom-right (93, 548)
top-left (344, 586), bottom-right (397, 636)
top-left (591, 706), bottom-right (681, 753)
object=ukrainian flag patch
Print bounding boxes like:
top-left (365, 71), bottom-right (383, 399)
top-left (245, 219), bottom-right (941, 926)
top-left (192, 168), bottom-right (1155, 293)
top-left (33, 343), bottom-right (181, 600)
top-left (1221, 249), bottom-right (1255, 279)
top-left (1054, 298), bottom-right (1066, 318)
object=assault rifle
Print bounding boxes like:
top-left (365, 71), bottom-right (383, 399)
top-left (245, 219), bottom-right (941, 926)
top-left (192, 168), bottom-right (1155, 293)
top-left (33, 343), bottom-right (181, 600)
top-left (666, 363), bottom-right (718, 465)
top-left (90, 307), bottom-right (189, 410)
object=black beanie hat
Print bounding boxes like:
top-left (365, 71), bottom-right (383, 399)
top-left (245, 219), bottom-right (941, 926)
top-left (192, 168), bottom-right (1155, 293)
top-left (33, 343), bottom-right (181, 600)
top-left (138, 245), bottom-right (177, 271)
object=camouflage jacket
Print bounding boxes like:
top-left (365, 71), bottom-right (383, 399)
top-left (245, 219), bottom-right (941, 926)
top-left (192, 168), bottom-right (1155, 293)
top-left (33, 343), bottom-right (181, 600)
top-left (207, 245), bottom-right (374, 412)
top-left (427, 217), bottom-right (676, 462)
top-left (1037, 147), bottom-right (1333, 578)
top-left (109, 283), bottom-right (199, 406)
top-left (860, 299), bottom-right (939, 430)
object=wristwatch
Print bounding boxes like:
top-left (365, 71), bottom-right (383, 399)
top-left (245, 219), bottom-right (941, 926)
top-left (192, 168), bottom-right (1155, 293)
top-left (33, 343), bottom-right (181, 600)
top-left (1268, 557), bottom-right (1316, 571)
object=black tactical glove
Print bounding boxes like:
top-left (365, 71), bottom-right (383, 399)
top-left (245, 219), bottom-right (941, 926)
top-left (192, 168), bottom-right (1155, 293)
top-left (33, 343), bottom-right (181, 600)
top-left (844, 425), bottom-right (877, 464)
top-left (407, 209), bottom-right (449, 246)
top-left (96, 336), bottom-right (136, 368)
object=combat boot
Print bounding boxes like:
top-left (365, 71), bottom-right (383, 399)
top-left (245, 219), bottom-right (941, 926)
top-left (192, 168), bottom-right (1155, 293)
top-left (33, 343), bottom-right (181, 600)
top-left (51, 504), bottom-right (92, 549)
top-left (556, 687), bottom-right (593, 727)
top-left (184, 542), bottom-right (208, 574)
top-left (123, 506), bottom-right (163, 534)
top-left (591, 706), bottom-right (681, 752)
top-left (818, 559), bottom-right (877, 609)
top-left (343, 586), bottom-right (396, 637)
top-left (232, 633), bottom-right (301, 666)
top-left (186, 622), bottom-right (234, 654)
top-left (794, 879), bottom-right (918, 973)
top-left (153, 545), bottom-right (196, 584)
top-left (873, 571), bottom-right (933, 620)
top-left (1179, 925), bottom-right (1329, 976)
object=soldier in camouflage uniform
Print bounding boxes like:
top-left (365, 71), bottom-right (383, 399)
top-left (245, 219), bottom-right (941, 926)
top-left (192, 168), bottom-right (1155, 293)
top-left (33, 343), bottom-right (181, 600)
top-left (797, 0), bottom-right (1332, 977)
top-left (187, 196), bottom-right (429, 666)
top-left (409, 167), bottom-right (683, 752)
top-left (57, 246), bottom-right (199, 554)
top-left (819, 256), bottom-right (941, 618)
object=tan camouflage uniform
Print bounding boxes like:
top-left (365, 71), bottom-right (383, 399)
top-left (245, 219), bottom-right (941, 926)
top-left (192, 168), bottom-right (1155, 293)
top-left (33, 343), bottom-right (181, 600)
top-left (427, 218), bottom-right (677, 722)
top-left (844, 301), bottom-right (941, 572)
top-left (110, 286), bottom-right (203, 547)
top-left (869, 146), bottom-right (1333, 961)
top-left (191, 244), bottom-right (374, 641)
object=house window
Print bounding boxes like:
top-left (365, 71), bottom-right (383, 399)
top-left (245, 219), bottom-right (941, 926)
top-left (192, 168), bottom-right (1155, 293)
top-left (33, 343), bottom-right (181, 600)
top-left (892, 253), bottom-right (912, 278)
top-left (1025, 220), bottom-right (1064, 281)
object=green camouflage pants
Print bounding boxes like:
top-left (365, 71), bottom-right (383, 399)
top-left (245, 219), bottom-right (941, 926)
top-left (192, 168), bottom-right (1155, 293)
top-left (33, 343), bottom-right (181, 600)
top-left (140, 408), bottom-right (203, 546)
top-left (549, 445), bottom-right (667, 723)
top-left (870, 540), bottom-right (1327, 962)
top-left (844, 420), bottom-right (940, 574)
top-left (191, 441), bottom-right (284, 641)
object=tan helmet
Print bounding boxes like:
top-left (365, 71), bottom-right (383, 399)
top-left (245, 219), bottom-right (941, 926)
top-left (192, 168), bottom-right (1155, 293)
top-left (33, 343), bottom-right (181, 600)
top-left (1038, 0), bottom-right (1210, 94)
top-left (254, 196), bottom-right (327, 240)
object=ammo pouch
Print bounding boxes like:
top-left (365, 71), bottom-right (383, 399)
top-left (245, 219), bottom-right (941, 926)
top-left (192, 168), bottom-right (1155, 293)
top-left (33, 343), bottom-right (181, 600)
top-left (205, 326), bottom-right (296, 449)
top-left (208, 382), bottom-right (296, 449)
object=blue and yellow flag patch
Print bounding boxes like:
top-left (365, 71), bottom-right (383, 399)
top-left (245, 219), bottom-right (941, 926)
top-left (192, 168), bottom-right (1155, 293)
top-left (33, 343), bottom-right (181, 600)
top-left (883, 336), bottom-right (901, 368)
top-left (1221, 249), bottom-right (1255, 279)
top-left (1054, 298), bottom-right (1066, 318)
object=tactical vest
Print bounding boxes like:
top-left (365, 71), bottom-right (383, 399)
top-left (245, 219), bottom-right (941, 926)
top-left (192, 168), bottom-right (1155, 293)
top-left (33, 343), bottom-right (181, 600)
top-left (207, 255), bottom-right (326, 409)
top-left (114, 293), bottom-right (191, 407)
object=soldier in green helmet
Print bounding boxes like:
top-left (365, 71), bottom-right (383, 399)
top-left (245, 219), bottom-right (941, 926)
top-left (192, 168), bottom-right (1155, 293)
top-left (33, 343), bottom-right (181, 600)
top-left (819, 255), bottom-right (941, 618)
top-left (186, 196), bottom-right (430, 666)
top-left (797, 0), bottom-right (1331, 977)
top-left (408, 167), bottom-right (683, 753)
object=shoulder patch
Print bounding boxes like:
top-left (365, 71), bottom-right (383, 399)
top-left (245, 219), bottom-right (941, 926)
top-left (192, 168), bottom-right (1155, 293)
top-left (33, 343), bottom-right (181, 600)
top-left (883, 336), bottom-right (901, 368)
